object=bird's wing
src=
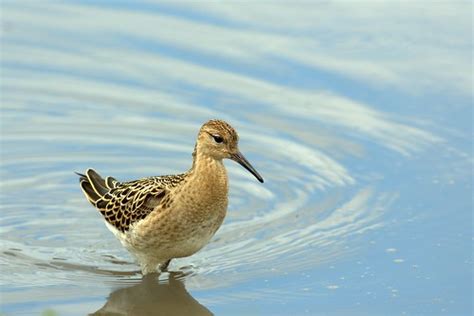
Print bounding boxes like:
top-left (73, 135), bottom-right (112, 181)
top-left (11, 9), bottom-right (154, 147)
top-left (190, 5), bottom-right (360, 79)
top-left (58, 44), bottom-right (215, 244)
top-left (78, 169), bottom-right (185, 232)
top-left (95, 177), bottom-right (167, 233)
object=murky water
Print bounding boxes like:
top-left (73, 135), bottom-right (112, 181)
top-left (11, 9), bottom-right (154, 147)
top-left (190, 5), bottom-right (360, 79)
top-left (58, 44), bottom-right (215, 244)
top-left (1, 2), bottom-right (472, 315)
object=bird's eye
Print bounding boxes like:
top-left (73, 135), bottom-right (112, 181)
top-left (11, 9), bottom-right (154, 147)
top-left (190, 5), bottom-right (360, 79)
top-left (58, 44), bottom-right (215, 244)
top-left (212, 135), bottom-right (224, 143)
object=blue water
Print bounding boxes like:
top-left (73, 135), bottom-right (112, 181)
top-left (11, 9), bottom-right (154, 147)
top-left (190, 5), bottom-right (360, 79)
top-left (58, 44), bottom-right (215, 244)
top-left (1, 2), bottom-right (472, 315)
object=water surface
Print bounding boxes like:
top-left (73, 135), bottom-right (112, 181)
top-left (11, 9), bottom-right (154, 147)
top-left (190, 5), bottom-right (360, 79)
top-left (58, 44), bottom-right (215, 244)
top-left (1, 2), bottom-right (472, 315)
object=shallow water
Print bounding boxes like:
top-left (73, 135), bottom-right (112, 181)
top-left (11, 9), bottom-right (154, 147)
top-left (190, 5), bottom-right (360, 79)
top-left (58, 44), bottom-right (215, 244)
top-left (1, 2), bottom-right (472, 315)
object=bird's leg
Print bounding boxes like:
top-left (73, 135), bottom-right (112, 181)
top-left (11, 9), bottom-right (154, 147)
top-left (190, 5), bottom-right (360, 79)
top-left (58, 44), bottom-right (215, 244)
top-left (160, 259), bottom-right (172, 272)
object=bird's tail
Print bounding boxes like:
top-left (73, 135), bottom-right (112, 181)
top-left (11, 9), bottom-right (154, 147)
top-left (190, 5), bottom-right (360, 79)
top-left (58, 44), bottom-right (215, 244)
top-left (76, 169), bottom-right (118, 205)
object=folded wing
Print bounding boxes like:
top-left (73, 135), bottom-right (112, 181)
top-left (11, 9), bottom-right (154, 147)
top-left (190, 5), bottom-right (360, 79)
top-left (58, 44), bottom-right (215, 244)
top-left (77, 169), bottom-right (166, 232)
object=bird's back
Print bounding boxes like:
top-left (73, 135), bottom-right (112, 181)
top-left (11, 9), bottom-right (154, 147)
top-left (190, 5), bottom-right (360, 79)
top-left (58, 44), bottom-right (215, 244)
top-left (77, 169), bottom-right (185, 233)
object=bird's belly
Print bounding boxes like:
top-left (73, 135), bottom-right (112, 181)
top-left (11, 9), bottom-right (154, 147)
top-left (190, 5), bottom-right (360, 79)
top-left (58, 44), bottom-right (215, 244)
top-left (170, 230), bottom-right (214, 258)
top-left (166, 211), bottom-right (224, 257)
top-left (127, 206), bottom-right (225, 259)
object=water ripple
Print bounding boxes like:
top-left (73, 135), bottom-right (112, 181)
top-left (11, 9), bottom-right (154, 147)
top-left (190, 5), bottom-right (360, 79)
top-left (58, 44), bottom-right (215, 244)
top-left (0, 1), bottom-right (449, 309)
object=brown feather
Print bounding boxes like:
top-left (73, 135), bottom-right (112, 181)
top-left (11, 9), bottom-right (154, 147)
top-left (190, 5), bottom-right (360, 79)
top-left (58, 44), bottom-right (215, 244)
top-left (77, 169), bottom-right (186, 232)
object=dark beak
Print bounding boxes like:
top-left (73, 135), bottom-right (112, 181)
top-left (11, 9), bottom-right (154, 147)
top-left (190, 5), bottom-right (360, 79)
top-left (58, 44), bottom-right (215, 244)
top-left (231, 151), bottom-right (264, 183)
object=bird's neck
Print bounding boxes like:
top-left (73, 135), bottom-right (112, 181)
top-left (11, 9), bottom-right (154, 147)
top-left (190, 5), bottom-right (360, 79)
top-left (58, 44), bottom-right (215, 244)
top-left (183, 151), bottom-right (229, 216)
top-left (189, 151), bottom-right (228, 189)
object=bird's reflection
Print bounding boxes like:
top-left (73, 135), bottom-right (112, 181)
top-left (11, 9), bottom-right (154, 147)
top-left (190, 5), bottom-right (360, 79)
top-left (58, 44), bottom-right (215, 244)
top-left (91, 272), bottom-right (213, 316)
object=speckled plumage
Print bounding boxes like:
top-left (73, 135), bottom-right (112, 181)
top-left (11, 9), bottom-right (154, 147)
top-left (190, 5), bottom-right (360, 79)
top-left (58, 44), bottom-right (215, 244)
top-left (77, 170), bottom-right (186, 233)
top-left (77, 119), bottom-right (264, 274)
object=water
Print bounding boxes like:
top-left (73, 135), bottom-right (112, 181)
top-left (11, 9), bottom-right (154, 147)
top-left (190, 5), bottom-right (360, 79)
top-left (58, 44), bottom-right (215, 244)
top-left (1, 2), bottom-right (472, 315)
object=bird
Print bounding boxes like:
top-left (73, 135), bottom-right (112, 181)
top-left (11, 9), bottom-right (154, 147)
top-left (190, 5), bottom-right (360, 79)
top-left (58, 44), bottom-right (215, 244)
top-left (77, 119), bottom-right (264, 275)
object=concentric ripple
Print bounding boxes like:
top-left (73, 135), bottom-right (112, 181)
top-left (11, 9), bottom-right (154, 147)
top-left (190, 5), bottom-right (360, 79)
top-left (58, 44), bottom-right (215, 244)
top-left (0, 1), bottom-right (447, 310)
top-left (1, 100), bottom-right (428, 293)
